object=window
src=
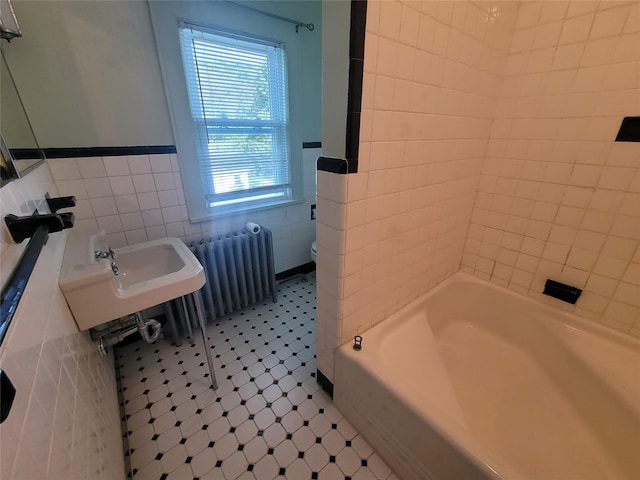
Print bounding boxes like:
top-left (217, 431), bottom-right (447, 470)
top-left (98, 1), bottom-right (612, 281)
top-left (179, 23), bottom-right (292, 212)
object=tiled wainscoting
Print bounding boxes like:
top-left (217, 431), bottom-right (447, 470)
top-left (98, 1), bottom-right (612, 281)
top-left (47, 147), bottom-right (319, 274)
top-left (116, 274), bottom-right (396, 480)
top-left (0, 165), bottom-right (125, 479)
top-left (0, 230), bottom-right (124, 479)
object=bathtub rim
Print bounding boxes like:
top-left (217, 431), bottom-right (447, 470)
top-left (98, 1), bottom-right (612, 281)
top-left (336, 271), bottom-right (639, 480)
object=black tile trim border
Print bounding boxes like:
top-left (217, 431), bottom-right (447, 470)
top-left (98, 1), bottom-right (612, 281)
top-left (9, 148), bottom-right (44, 161)
top-left (316, 369), bottom-right (334, 398)
top-left (345, 0), bottom-right (367, 174)
top-left (276, 261), bottom-right (316, 281)
top-left (317, 157), bottom-right (348, 174)
top-left (42, 145), bottom-right (177, 159)
top-left (615, 116), bottom-right (640, 142)
top-left (303, 142), bottom-right (322, 149)
top-left (113, 347), bottom-right (134, 479)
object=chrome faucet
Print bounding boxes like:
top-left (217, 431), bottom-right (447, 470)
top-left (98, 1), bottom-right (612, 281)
top-left (94, 248), bottom-right (118, 275)
top-left (94, 247), bottom-right (116, 260)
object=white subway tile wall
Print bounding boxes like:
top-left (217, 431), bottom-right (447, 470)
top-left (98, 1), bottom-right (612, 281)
top-left (462, 1), bottom-right (640, 337)
top-left (48, 147), bottom-right (320, 274)
top-left (0, 165), bottom-right (124, 479)
top-left (317, 0), bottom-right (521, 380)
top-left (317, 0), bottom-right (639, 381)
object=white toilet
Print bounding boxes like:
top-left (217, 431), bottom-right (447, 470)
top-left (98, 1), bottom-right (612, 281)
top-left (310, 241), bottom-right (317, 263)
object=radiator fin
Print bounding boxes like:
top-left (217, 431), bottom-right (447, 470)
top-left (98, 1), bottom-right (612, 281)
top-left (189, 228), bottom-right (277, 321)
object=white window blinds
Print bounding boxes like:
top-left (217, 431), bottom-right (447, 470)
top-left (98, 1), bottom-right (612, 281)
top-left (179, 23), bottom-right (291, 209)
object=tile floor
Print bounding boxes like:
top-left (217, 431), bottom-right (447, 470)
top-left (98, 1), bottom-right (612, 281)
top-left (116, 273), bottom-right (397, 480)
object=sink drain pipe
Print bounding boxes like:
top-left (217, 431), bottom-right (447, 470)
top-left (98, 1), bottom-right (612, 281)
top-left (93, 312), bottom-right (162, 356)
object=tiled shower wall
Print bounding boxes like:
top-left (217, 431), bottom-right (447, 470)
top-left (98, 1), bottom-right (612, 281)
top-left (0, 164), bottom-right (124, 479)
top-left (462, 1), bottom-right (640, 337)
top-left (316, 1), bottom-right (520, 379)
top-left (48, 147), bottom-right (319, 274)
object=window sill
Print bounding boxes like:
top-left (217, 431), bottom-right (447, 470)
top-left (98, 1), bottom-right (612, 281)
top-left (189, 197), bottom-right (306, 223)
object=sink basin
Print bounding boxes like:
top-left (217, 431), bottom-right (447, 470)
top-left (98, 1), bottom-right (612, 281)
top-left (59, 231), bottom-right (205, 330)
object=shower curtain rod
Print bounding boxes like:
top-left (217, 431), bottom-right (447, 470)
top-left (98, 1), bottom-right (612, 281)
top-left (221, 0), bottom-right (315, 32)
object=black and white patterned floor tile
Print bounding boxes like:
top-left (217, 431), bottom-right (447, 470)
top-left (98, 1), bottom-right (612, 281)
top-left (116, 274), bottom-right (398, 480)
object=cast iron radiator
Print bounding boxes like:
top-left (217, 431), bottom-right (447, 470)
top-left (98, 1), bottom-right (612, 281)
top-left (160, 228), bottom-right (277, 344)
top-left (190, 227), bottom-right (277, 318)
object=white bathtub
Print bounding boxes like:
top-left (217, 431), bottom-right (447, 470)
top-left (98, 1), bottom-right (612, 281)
top-left (335, 272), bottom-right (640, 480)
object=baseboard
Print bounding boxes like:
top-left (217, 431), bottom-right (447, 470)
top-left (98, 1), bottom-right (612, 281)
top-left (276, 262), bottom-right (316, 281)
top-left (316, 369), bottom-right (334, 398)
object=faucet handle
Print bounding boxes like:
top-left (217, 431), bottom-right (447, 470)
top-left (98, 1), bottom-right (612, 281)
top-left (107, 247), bottom-right (116, 259)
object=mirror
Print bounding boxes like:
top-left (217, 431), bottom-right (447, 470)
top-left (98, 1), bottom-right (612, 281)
top-left (0, 45), bottom-right (44, 185)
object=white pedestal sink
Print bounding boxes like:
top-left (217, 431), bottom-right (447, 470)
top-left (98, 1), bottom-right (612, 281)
top-left (59, 231), bottom-right (205, 330)
top-left (60, 230), bottom-right (218, 388)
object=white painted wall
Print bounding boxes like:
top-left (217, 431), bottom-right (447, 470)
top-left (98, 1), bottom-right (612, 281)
top-left (4, 0), bottom-right (322, 148)
top-left (321, 0), bottom-right (351, 158)
top-left (5, 1), bottom-right (174, 148)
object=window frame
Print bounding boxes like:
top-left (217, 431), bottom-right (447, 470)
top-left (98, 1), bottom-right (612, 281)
top-left (149, 3), bottom-right (304, 223)
top-left (179, 24), bottom-right (294, 214)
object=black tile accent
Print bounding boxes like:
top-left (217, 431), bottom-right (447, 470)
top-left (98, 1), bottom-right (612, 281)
top-left (42, 145), bottom-right (177, 159)
top-left (315, 437), bottom-right (322, 444)
top-left (208, 441), bottom-right (215, 448)
top-left (279, 467), bottom-right (286, 475)
top-left (312, 473), bottom-right (318, 479)
top-left (317, 157), bottom-right (348, 174)
top-left (303, 142), bottom-right (322, 149)
top-left (9, 148), bottom-right (44, 161)
top-left (344, 0), bottom-right (367, 173)
top-left (361, 459), bottom-right (368, 467)
top-left (298, 451), bottom-right (305, 458)
top-left (329, 455), bottom-right (336, 463)
top-left (615, 117), bottom-right (640, 142)
top-left (155, 453), bottom-right (163, 460)
top-left (215, 460), bottom-right (223, 467)
top-left (247, 464), bottom-right (254, 472)
top-left (345, 112), bottom-right (361, 173)
top-left (346, 440), bottom-right (352, 447)
top-left (350, 0), bottom-right (367, 60)
top-left (185, 456), bottom-right (192, 464)
top-left (268, 448), bottom-right (275, 455)
top-left (316, 369), bottom-right (334, 398)
top-left (347, 59), bottom-right (364, 115)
